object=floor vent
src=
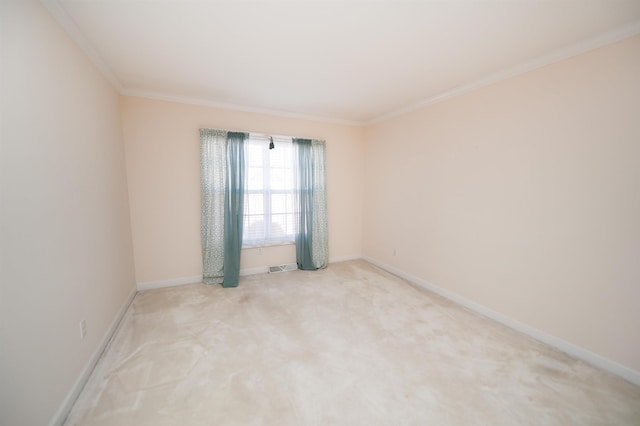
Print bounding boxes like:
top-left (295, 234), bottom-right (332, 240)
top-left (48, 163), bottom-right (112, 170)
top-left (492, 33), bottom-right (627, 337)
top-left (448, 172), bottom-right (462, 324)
top-left (269, 263), bottom-right (298, 273)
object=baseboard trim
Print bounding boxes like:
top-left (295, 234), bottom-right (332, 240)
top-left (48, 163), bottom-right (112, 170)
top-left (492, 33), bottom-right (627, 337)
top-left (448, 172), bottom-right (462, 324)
top-left (137, 265), bottom-right (276, 291)
top-left (137, 275), bottom-right (203, 291)
top-left (240, 267), bottom-right (269, 276)
top-left (329, 254), bottom-right (362, 263)
top-left (49, 285), bottom-right (137, 426)
top-left (137, 255), bottom-right (364, 291)
top-left (362, 255), bottom-right (640, 387)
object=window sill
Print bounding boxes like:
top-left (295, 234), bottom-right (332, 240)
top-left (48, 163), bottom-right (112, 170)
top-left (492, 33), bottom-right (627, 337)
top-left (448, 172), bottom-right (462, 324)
top-left (242, 241), bottom-right (295, 250)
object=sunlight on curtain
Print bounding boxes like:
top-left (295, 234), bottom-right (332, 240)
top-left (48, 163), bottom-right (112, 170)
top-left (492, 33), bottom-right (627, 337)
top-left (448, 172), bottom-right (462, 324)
top-left (311, 140), bottom-right (328, 268)
top-left (200, 128), bottom-right (227, 284)
top-left (293, 138), bottom-right (328, 270)
top-left (200, 129), bottom-right (248, 286)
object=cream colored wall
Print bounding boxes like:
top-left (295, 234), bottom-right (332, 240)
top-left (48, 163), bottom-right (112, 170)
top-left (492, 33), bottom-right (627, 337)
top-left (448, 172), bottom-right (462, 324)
top-left (363, 35), bottom-right (640, 372)
top-left (2, 5), bottom-right (636, 424)
top-left (0, 1), bottom-right (136, 425)
top-left (121, 96), bottom-right (365, 284)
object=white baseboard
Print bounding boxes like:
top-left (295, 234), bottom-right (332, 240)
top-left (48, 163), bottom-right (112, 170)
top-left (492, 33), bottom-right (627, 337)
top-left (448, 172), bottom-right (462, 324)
top-left (362, 255), bottom-right (640, 387)
top-left (240, 266), bottom-right (269, 276)
top-left (137, 265), bottom-right (277, 291)
top-left (329, 254), bottom-right (362, 263)
top-left (137, 275), bottom-right (203, 291)
top-left (49, 285), bottom-right (137, 426)
top-left (137, 255), bottom-right (364, 291)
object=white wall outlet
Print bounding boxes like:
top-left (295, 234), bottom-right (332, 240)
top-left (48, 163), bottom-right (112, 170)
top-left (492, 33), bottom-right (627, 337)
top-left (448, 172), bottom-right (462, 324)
top-left (80, 319), bottom-right (87, 339)
top-left (258, 247), bottom-right (263, 255)
top-left (393, 248), bottom-right (397, 256)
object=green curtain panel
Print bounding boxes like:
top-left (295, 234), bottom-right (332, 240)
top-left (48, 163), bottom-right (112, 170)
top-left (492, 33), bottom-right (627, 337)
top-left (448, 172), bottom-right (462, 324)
top-left (294, 139), bottom-right (315, 270)
top-left (200, 129), bottom-right (248, 287)
top-left (203, 130), bottom-right (325, 286)
top-left (222, 132), bottom-right (247, 287)
top-left (293, 138), bottom-right (329, 270)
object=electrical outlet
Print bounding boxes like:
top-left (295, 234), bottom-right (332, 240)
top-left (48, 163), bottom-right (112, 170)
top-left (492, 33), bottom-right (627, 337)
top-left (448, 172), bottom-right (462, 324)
top-left (80, 319), bottom-right (87, 339)
top-left (393, 248), bottom-right (397, 256)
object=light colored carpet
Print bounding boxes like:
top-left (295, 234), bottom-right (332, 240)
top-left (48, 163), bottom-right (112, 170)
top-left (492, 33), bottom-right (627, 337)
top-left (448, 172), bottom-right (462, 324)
top-left (65, 260), bottom-right (640, 425)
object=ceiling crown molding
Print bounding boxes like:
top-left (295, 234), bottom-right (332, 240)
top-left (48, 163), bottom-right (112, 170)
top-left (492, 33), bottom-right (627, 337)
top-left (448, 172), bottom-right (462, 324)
top-left (120, 89), bottom-right (364, 127)
top-left (367, 19), bottom-right (640, 125)
top-left (40, 0), bottom-right (640, 127)
top-left (40, 0), bottom-right (122, 91)
top-left (40, 0), bottom-right (360, 126)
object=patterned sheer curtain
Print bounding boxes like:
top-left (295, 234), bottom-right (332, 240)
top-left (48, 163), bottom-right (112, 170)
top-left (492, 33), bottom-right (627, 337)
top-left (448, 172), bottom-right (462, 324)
top-left (293, 138), bottom-right (329, 270)
top-left (200, 129), bottom-right (227, 284)
top-left (200, 129), bottom-right (248, 287)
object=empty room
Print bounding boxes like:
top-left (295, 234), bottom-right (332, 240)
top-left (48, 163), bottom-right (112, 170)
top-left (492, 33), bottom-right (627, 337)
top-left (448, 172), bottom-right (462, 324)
top-left (2, 0), bottom-right (640, 425)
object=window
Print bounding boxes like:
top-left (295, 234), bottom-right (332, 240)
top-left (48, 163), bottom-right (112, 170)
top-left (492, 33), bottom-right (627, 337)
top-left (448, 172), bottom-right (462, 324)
top-left (243, 135), bottom-right (298, 247)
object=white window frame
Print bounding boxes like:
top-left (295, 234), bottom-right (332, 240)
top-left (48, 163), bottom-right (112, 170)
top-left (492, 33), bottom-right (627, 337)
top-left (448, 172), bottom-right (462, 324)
top-left (242, 134), bottom-right (297, 248)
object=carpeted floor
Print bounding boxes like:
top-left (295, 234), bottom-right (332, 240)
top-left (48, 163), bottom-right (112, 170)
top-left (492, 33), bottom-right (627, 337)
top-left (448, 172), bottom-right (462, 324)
top-left (65, 260), bottom-right (640, 425)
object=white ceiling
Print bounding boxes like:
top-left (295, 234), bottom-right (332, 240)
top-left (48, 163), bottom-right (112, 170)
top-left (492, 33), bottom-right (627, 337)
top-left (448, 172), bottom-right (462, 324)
top-left (47, 0), bottom-right (640, 124)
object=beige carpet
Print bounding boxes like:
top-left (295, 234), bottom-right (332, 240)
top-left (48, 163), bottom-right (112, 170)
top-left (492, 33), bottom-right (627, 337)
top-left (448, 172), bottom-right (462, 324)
top-left (65, 260), bottom-right (640, 425)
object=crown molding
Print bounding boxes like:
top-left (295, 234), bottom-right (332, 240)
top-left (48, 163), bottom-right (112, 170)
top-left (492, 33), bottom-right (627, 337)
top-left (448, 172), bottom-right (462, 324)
top-left (39, 0), bottom-right (640, 127)
top-left (40, 0), bottom-right (360, 126)
top-left (39, 0), bottom-right (122, 91)
top-left (120, 89), bottom-right (364, 126)
top-left (367, 20), bottom-right (640, 125)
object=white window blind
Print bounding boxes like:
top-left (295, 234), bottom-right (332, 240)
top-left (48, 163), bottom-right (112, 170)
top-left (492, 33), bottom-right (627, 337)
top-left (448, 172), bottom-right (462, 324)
top-left (243, 134), bottom-right (298, 247)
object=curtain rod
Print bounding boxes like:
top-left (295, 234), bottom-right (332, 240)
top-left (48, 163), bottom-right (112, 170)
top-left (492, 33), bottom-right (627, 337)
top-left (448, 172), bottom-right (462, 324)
top-left (200, 127), bottom-right (321, 142)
